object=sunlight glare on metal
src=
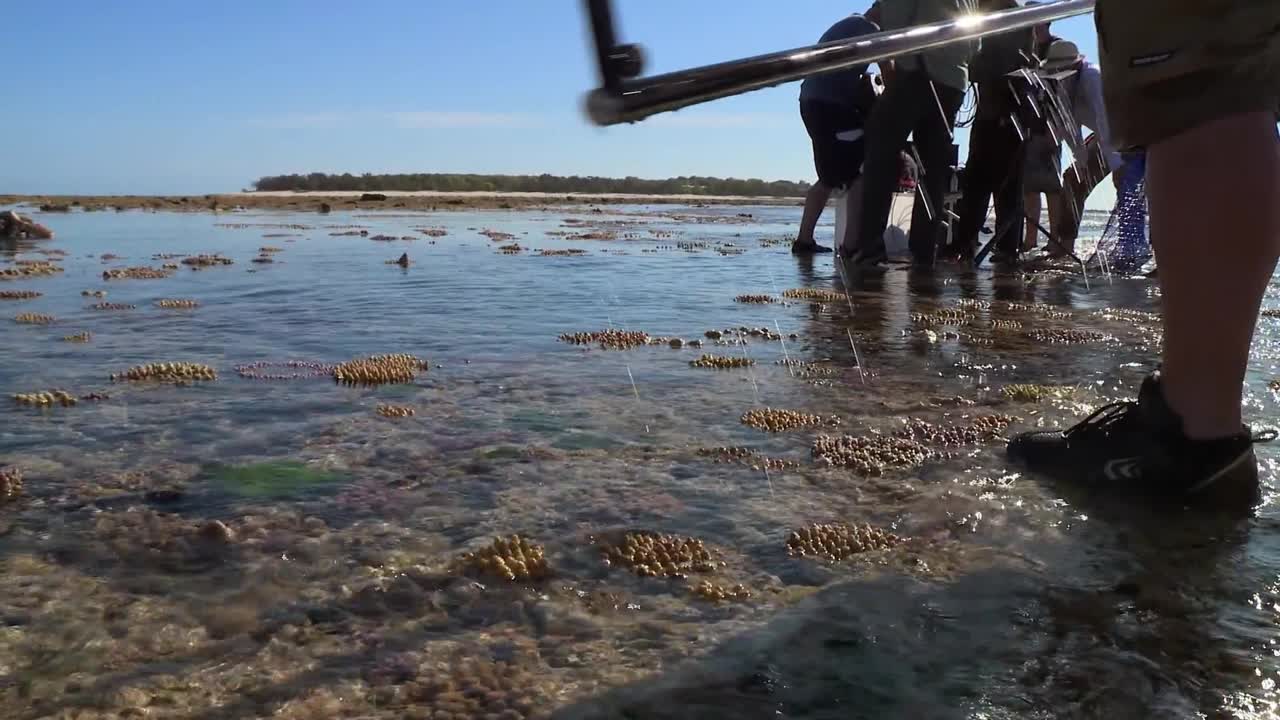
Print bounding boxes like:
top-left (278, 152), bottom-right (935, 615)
top-left (954, 13), bottom-right (987, 30)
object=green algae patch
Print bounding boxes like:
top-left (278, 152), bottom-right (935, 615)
top-left (552, 431), bottom-right (624, 451)
top-left (207, 460), bottom-right (346, 498)
top-left (483, 445), bottom-right (528, 460)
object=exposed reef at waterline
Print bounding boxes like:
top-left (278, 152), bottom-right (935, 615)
top-left (782, 287), bottom-right (846, 303)
top-left (103, 266), bottom-right (172, 280)
top-left (741, 407), bottom-right (840, 432)
top-left (558, 329), bottom-right (650, 350)
top-left (13, 390), bottom-right (78, 407)
top-left (689, 354), bottom-right (755, 369)
top-left (332, 354), bottom-right (429, 386)
top-left (156, 298), bottom-right (200, 309)
top-left (111, 362), bottom-right (217, 383)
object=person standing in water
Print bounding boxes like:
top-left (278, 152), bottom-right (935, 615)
top-left (848, 0), bottom-right (973, 269)
top-left (793, 3), bottom-right (883, 255)
top-left (1024, 40), bottom-right (1123, 258)
top-left (945, 0), bottom-right (1037, 264)
top-left (1008, 0), bottom-right (1280, 506)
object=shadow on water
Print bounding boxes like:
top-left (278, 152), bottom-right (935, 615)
top-left (551, 501), bottom-right (1265, 720)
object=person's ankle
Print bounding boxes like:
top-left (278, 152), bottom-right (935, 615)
top-left (1157, 374), bottom-right (1244, 441)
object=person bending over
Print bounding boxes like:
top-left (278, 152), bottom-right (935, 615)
top-left (848, 0), bottom-right (973, 269)
top-left (1027, 40), bottom-right (1123, 258)
top-left (794, 3), bottom-right (883, 254)
top-left (0, 211), bottom-right (54, 240)
top-left (1008, 0), bottom-right (1280, 507)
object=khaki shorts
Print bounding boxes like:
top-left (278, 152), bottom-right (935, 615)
top-left (1096, 0), bottom-right (1280, 150)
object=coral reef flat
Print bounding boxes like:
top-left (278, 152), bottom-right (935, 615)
top-left (1, 202), bottom-right (1278, 719)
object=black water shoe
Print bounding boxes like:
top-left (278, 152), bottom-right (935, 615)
top-left (1007, 371), bottom-right (1275, 507)
top-left (791, 241), bottom-right (832, 254)
top-left (850, 248), bottom-right (888, 269)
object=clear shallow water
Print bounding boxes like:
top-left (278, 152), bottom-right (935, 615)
top-left (0, 204), bottom-right (1279, 719)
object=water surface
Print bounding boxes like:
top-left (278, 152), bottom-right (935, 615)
top-left (1, 203), bottom-right (1278, 719)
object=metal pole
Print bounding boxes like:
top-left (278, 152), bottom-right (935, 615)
top-left (586, 0), bottom-right (623, 92)
top-left (583, 0), bottom-right (1094, 126)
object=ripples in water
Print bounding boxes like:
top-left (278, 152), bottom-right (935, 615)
top-left (0, 204), bottom-right (1277, 719)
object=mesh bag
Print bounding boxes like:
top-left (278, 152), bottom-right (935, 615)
top-left (1090, 153), bottom-right (1152, 274)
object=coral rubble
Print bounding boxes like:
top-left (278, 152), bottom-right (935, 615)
top-left (234, 360), bottom-right (335, 380)
top-left (696, 446), bottom-right (799, 472)
top-left (377, 403), bottom-right (416, 418)
top-left (691, 580), bottom-right (752, 602)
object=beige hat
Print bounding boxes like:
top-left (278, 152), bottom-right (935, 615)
top-left (1040, 39), bottom-right (1084, 74)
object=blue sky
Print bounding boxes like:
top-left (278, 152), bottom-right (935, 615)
top-left (1, 0), bottom-right (1107, 206)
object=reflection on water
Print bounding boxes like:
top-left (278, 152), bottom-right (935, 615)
top-left (0, 204), bottom-right (1278, 719)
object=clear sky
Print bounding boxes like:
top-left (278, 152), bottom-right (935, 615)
top-left (1, 0), bottom-right (1108, 206)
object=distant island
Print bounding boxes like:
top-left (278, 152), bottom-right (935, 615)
top-left (251, 173), bottom-right (811, 198)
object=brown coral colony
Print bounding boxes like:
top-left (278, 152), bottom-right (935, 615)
top-left (786, 522), bottom-right (903, 561)
top-left (558, 329), bottom-right (649, 350)
top-left (332, 353), bottom-right (429, 386)
top-left (599, 532), bottom-right (720, 578)
top-left (453, 535), bottom-right (549, 582)
top-left (111, 362), bottom-right (217, 382)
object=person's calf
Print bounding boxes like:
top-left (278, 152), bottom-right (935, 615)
top-left (797, 182), bottom-right (833, 246)
top-left (1148, 111), bottom-right (1280, 440)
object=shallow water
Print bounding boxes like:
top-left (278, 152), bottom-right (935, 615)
top-left (1, 203), bottom-right (1279, 719)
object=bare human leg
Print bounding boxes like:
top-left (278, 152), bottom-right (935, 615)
top-left (1148, 111), bottom-right (1280, 440)
top-left (839, 176), bottom-right (865, 255)
top-left (1023, 192), bottom-right (1040, 252)
top-left (1006, 1), bottom-right (1280, 505)
top-left (798, 182), bottom-right (833, 246)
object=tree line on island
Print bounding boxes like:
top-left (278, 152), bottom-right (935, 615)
top-left (250, 173), bottom-right (810, 197)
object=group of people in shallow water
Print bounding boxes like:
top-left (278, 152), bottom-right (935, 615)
top-left (792, 0), bottom-right (1144, 270)
top-left (790, 0), bottom-right (1280, 514)
top-left (0, 210), bottom-right (53, 240)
